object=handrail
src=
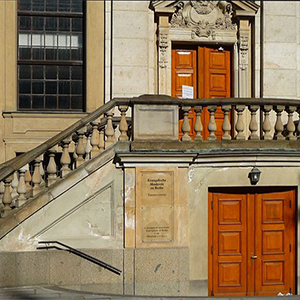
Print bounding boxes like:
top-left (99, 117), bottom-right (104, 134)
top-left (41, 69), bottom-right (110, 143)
top-left (0, 98), bottom-right (127, 182)
top-left (1, 94), bottom-right (300, 183)
top-left (37, 241), bottom-right (122, 275)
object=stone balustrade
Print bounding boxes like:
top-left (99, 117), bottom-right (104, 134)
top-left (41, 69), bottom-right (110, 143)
top-left (1, 95), bottom-right (300, 218)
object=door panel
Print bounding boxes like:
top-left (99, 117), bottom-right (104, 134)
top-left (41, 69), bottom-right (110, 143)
top-left (254, 191), bottom-right (295, 296)
top-left (210, 189), bottom-right (296, 297)
top-left (212, 193), bottom-right (247, 296)
top-left (200, 47), bottom-right (231, 140)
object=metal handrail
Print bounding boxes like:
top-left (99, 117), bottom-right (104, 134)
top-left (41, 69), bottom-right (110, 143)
top-left (37, 241), bottom-right (122, 275)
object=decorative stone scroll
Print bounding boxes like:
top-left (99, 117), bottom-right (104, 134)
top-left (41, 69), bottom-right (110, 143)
top-left (170, 0), bottom-right (237, 40)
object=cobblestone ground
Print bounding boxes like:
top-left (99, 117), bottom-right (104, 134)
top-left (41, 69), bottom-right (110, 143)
top-left (0, 286), bottom-right (298, 300)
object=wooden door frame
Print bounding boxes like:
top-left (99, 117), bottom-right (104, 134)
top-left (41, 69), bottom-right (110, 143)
top-left (208, 186), bottom-right (297, 297)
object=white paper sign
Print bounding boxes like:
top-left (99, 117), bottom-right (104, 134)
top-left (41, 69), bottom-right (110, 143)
top-left (182, 85), bottom-right (194, 99)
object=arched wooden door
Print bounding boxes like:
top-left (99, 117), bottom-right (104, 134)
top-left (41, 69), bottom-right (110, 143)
top-left (209, 189), bottom-right (296, 297)
top-left (172, 45), bottom-right (231, 140)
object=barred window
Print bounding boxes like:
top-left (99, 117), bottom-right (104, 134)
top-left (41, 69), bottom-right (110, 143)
top-left (18, 0), bottom-right (84, 111)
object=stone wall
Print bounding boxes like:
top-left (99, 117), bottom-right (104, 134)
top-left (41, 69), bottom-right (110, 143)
top-left (0, 247), bottom-right (189, 296)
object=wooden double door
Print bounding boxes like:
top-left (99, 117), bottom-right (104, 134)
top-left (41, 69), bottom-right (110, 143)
top-left (172, 45), bottom-right (231, 140)
top-left (209, 189), bottom-right (296, 297)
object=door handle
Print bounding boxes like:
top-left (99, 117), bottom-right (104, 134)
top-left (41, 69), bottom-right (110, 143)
top-left (251, 253), bottom-right (258, 263)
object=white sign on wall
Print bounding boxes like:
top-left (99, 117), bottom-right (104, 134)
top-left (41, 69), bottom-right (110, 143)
top-left (182, 85), bottom-right (194, 99)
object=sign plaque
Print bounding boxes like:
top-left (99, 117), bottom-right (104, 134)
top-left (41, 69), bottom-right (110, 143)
top-left (140, 171), bottom-right (174, 243)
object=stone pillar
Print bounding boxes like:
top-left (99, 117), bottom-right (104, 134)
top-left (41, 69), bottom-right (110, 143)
top-left (238, 20), bottom-right (250, 98)
top-left (158, 16), bottom-right (170, 95)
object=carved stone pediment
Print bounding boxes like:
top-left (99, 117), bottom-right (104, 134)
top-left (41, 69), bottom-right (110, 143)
top-left (170, 1), bottom-right (237, 39)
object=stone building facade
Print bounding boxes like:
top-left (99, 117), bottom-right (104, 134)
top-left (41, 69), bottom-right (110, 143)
top-left (1, 0), bottom-right (300, 297)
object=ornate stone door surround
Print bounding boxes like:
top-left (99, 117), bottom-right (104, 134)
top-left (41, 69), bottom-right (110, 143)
top-left (150, 1), bottom-right (259, 97)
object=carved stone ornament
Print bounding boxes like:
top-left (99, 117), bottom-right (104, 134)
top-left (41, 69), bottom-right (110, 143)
top-left (239, 34), bottom-right (249, 70)
top-left (170, 0), bottom-right (237, 40)
top-left (159, 32), bottom-right (168, 68)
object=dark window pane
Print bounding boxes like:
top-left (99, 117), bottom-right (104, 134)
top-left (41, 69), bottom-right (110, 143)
top-left (19, 0), bottom-right (31, 11)
top-left (32, 0), bottom-right (45, 11)
top-left (71, 0), bottom-right (82, 12)
top-left (46, 48), bottom-right (57, 60)
top-left (72, 19), bottom-right (82, 32)
top-left (71, 49), bottom-right (81, 60)
top-left (33, 17), bottom-right (44, 30)
top-left (59, 66), bottom-right (70, 79)
top-left (71, 81), bottom-right (82, 94)
top-left (20, 17), bottom-right (31, 30)
top-left (46, 66), bottom-right (57, 79)
top-left (71, 66), bottom-right (82, 80)
top-left (19, 95), bottom-right (31, 109)
top-left (32, 66), bottom-right (44, 79)
top-left (32, 81), bottom-right (44, 94)
top-left (19, 80), bottom-right (31, 94)
top-left (58, 96), bottom-right (70, 109)
top-left (33, 48), bottom-right (44, 60)
top-left (46, 0), bottom-right (57, 11)
top-left (32, 96), bottom-right (44, 108)
top-left (45, 17), bottom-right (57, 31)
top-left (19, 48), bottom-right (31, 60)
top-left (19, 66), bottom-right (31, 79)
top-left (58, 0), bottom-right (70, 12)
top-left (46, 96), bottom-right (57, 109)
top-left (58, 49), bottom-right (70, 60)
top-left (59, 81), bottom-right (70, 94)
top-left (46, 81), bottom-right (57, 94)
top-left (71, 96), bottom-right (82, 110)
top-left (59, 18), bottom-right (70, 31)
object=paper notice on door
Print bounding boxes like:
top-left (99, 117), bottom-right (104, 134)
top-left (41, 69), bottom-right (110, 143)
top-left (182, 85), bottom-right (194, 99)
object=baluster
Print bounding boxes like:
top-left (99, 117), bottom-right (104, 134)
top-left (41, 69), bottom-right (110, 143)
top-left (286, 106), bottom-right (297, 140)
top-left (181, 106), bottom-right (191, 141)
top-left (118, 105), bottom-right (129, 141)
top-left (24, 164), bottom-right (32, 192)
top-left (274, 105), bottom-right (285, 140)
top-left (1, 175), bottom-right (13, 218)
top-left (0, 182), bottom-right (4, 206)
top-left (208, 106), bottom-right (217, 141)
top-left (99, 128), bottom-right (105, 152)
top-left (262, 105), bottom-right (272, 140)
top-left (75, 128), bottom-right (86, 167)
top-left (221, 105), bottom-right (231, 140)
top-left (90, 121), bottom-right (100, 158)
top-left (248, 105), bottom-right (259, 140)
top-left (105, 110), bottom-right (116, 147)
top-left (235, 105), bottom-right (245, 140)
top-left (46, 147), bottom-right (57, 187)
top-left (194, 106), bottom-right (203, 141)
top-left (85, 132), bottom-right (92, 162)
top-left (60, 137), bottom-right (72, 177)
top-left (16, 167), bottom-right (27, 207)
top-left (11, 171), bottom-right (19, 200)
top-left (297, 108), bottom-right (300, 139)
top-left (39, 155), bottom-right (45, 185)
top-left (32, 157), bottom-right (42, 196)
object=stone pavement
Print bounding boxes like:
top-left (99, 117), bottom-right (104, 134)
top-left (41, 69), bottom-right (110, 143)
top-left (0, 286), bottom-right (298, 300)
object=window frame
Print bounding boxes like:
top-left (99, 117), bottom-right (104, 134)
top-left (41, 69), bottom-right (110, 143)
top-left (17, 0), bottom-right (86, 112)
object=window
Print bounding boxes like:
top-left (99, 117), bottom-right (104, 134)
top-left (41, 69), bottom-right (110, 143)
top-left (18, 0), bottom-right (84, 111)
